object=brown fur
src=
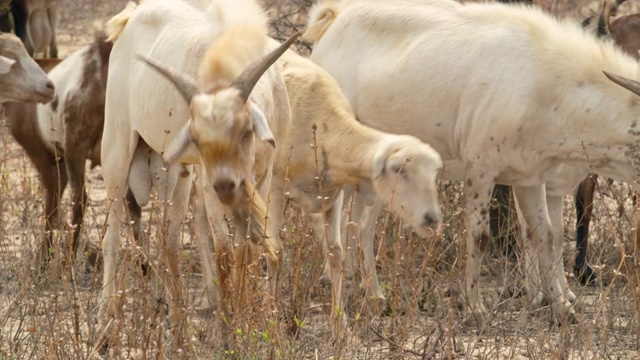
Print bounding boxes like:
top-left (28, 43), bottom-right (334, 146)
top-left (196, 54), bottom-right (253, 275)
top-left (4, 34), bottom-right (140, 264)
top-left (610, 14), bottom-right (640, 58)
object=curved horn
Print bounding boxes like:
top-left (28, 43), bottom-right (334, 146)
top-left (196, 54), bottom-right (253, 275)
top-left (603, 70), bottom-right (640, 96)
top-left (231, 30), bottom-right (303, 102)
top-left (137, 54), bottom-right (200, 103)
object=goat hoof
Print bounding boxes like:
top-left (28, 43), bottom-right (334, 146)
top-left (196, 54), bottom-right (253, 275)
top-left (84, 243), bottom-right (103, 273)
top-left (498, 284), bottom-right (526, 300)
top-left (552, 301), bottom-right (578, 325)
top-left (195, 291), bottom-right (219, 314)
top-left (574, 263), bottom-right (598, 286)
top-left (555, 309), bottom-right (580, 325)
top-left (528, 290), bottom-right (545, 309)
top-left (463, 305), bottom-right (489, 327)
top-left (360, 281), bottom-right (386, 302)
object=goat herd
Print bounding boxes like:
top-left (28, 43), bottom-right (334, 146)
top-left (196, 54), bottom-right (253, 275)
top-left (2, 0), bottom-right (640, 351)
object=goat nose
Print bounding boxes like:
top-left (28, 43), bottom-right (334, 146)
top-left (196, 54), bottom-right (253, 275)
top-left (213, 179), bottom-right (236, 204)
top-left (45, 80), bottom-right (54, 90)
top-left (423, 212), bottom-right (440, 229)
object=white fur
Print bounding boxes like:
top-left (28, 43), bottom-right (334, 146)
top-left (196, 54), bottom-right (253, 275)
top-left (0, 32), bottom-right (53, 103)
top-left (305, 0), bottom-right (640, 323)
top-left (36, 45), bottom-right (89, 150)
top-left (195, 47), bottom-right (443, 333)
top-left (102, 0), bottom-right (291, 340)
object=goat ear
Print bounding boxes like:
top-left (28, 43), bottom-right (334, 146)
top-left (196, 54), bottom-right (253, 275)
top-left (163, 120), bottom-right (193, 163)
top-left (250, 103), bottom-right (276, 147)
top-left (0, 56), bottom-right (15, 74)
top-left (302, 5), bottom-right (338, 42)
top-left (372, 145), bottom-right (393, 179)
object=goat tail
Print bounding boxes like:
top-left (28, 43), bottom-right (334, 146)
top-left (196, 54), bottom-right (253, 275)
top-left (302, 0), bottom-right (341, 43)
top-left (106, 1), bottom-right (138, 42)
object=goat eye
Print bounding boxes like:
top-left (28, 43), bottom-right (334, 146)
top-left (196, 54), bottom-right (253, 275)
top-left (391, 165), bottom-right (403, 175)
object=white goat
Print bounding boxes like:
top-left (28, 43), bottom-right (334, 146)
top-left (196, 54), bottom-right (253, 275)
top-left (0, 32), bottom-right (53, 102)
top-left (304, 0), bottom-right (640, 324)
top-left (195, 47), bottom-right (442, 332)
top-left (102, 0), bottom-right (295, 342)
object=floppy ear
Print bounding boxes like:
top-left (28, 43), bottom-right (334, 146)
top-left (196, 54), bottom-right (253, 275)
top-left (250, 103), bottom-right (276, 147)
top-left (0, 56), bottom-right (15, 74)
top-left (372, 145), bottom-right (395, 179)
top-left (163, 120), bottom-right (194, 163)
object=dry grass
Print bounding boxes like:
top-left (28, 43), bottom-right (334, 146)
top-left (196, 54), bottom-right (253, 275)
top-left (0, 0), bottom-right (639, 358)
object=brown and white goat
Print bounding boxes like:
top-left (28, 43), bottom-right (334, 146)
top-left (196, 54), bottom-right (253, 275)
top-left (3, 33), bottom-right (137, 264)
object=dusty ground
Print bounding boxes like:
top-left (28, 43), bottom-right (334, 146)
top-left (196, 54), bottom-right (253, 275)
top-left (0, 0), bottom-right (639, 359)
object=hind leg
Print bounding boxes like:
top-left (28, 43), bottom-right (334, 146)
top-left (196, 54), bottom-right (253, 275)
top-left (574, 175), bottom-right (597, 285)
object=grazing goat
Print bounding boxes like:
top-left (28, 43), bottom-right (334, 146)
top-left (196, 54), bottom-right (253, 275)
top-left (195, 47), bottom-right (443, 332)
top-left (0, 32), bottom-right (53, 102)
top-left (3, 33), bottom-right (141, 265)
top-left (103, 0), bottom-right (295, 343)
top-left (304, 0), bottom-right (640, 324)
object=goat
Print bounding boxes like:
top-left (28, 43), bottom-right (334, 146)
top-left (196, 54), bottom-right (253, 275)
top-left (194, 47), bottom-right (443, 333)
top-left (102, 0), bottom-right (296, 344)
top-left (566, 0), bottom-right (640, 286)
top-left (25, 0), bottom-right (57, 58)
top-left (3, 32), bottom-right (142, 266)
top-left (304, 0), bottom-right (640, 324)
top-left (0, 31), bottom-right (53, 102)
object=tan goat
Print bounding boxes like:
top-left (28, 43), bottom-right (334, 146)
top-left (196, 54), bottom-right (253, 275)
top-left (195, 46), bottom-right (443, 334)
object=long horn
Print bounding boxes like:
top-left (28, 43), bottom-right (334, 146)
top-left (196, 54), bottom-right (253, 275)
top-left (231, 30), bottom-right (303, 102)
top-left (603, 70), bottom-right (640, 96)
top-left (137, 54), bottom-right (200, 103)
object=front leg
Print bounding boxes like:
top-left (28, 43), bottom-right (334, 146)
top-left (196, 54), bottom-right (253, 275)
top-left (319, 190), bottom-right (347, 334)
top-left (156, 163), bottom-right (193, 347)
top-left (356, 196), bottom-right (387, 301)
top-left (547, 192), bottom-right (576, 304)
top-left (463, 172), bottom-right (498, 325)
top-left (513, 195), bottom-right (544, 308)
top-left (265, 183), bottom-right (285, 300)
top-left (512, 185), bottom-right (575, 323)
top-left (193, 177), bottom-right (220, 311)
